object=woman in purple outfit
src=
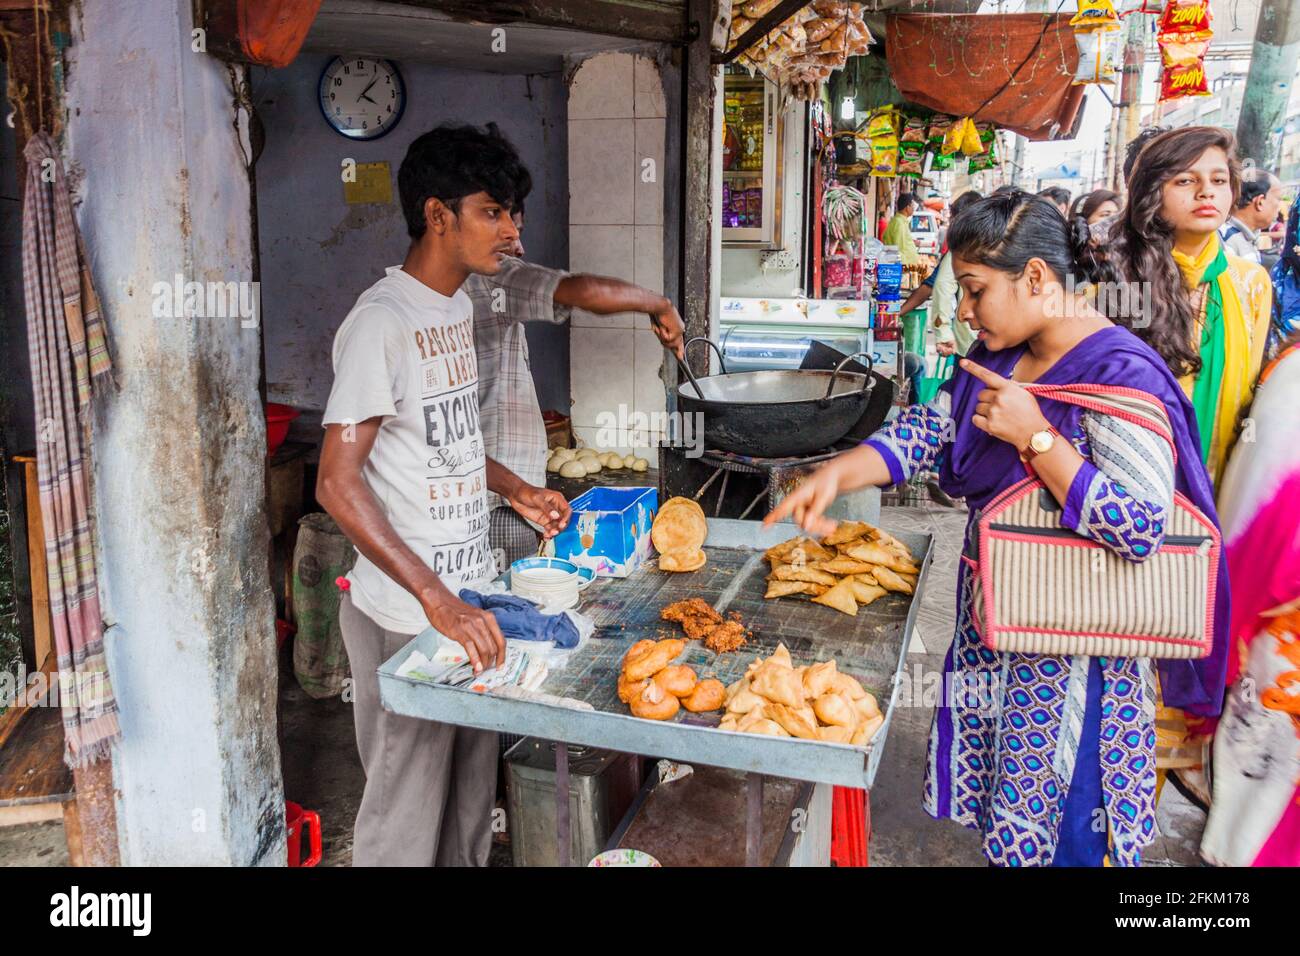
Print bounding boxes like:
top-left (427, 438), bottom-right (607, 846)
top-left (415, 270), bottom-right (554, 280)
top-left (767, 192), bottom-right (1228, 866)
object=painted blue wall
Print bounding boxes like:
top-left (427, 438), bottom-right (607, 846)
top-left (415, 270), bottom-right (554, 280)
top-left (252, 56), bottom-right (571, 430)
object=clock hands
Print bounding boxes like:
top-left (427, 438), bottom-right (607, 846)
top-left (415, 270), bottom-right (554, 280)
top-left (357, 76), bottom-right (379, 104)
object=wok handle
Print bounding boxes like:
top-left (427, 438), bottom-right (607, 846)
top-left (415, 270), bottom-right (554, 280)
top-left (676, 336), bottom-right (728, 398)
top-left (824, 351), bottom-right (875, 401)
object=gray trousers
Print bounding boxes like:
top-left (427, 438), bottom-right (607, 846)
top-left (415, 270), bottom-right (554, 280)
top-left (339, 592), bottom-right (498, 866)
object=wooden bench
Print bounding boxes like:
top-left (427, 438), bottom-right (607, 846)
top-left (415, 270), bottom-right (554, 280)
top-left (0, 455), bottom-right (83, 864)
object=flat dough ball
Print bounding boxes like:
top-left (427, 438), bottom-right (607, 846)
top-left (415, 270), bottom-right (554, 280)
top-left (558, 460), bottom-right (587, 478)
top-left (546, 456), bottom-right (563, 473)
top-left (632, 458), bottom-right (649, 472)
top-left (659, 548), bottom-right (706, 573)
top-left (582, 458), bottom-right (602, 475)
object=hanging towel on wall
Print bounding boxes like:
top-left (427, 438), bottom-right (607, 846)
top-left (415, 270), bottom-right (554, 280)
top-left (21, 130), bottom-right (119, 766)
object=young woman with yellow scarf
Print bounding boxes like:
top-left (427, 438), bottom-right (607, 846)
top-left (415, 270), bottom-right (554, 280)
top-left (1098, 126), bottom-right (1272, 807)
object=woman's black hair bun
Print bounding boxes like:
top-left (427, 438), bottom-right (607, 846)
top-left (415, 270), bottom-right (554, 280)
top-left (1068, 214), bottom-right (1103, 285)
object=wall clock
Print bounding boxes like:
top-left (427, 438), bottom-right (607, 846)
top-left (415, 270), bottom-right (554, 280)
top-left (318, 56), bottom-right (405, 140)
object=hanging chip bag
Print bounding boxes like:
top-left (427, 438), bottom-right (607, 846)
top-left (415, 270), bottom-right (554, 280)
top-left (960, 117), bottom-right (984, 156)
top-left (899, 142), bottom-right (924, 177)
top-left (1070, 0), bottom-right (1120, 30)
top-left (1074, 28), bottom-right (1120, 84)
top-left (900, 115), bottom-right (928, 145)
top-left (1158, 0), bottom-right (1212, 40)
top-left (870, 135), bottom-right (898, 177)
top-left (930, 150), bottom-right (953, 172)
top-left (1160, 58), bottom-right (1209, 100)
top-left (866, 111), bottom-right (896, 139)
top-left (927, 114), bottom-right (954, 151)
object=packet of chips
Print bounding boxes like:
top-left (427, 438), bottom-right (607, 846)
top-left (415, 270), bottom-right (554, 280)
top-left (961, 117), bottom-right (984, 156)
top-left (1074, 28), bottom-right (1120, 84)
top-left (866, 110), bottom-right (896, 139)
top-left (869, 137), bottom-right (898, 177)
top-left (1160, 58), bottom-right (1209, 100)
top-left (968, 139), bottom-right (998, 172)
top-left (930, 150), bottom-right (953, 172)
top-left (1160, 36), bottom-right (1209, 68)
top-left (900, 115), bottom-right (928, 145)
top-left (1070, 0), bottom-right (1120, 31)
top-left (898, 142), bottom-right (925, 177)
top-left (927, 114), bottom-right (954, 151)
top-left (1158, 0), bottom-right (1212, 40)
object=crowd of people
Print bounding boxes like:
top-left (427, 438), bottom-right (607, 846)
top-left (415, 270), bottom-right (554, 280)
top-left (784, 124), bottom-right (1298, 867)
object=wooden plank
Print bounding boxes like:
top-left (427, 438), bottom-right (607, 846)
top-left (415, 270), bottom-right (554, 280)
top-left (0, 651), bottom-right (56, 753)
top-left (0, 802), bottom-right (63, 825)
top-left (20, 458), bottom-right (52, 671)
top-left (62, 798), bottom-right (84, 866)
top-left (0, 702), bottom-right (73, 806)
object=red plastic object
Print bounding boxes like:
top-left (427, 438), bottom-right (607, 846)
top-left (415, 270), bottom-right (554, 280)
top-left (831, 786), bottom-right (869, 867)
top-left (286, 801), bottom-right (322, 867)
top-left (265, 403), bottom-right (299, 456)
top-left (275, 619), bottom-right (296, 650)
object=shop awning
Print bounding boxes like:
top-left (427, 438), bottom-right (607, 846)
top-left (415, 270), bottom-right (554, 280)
top-left (884, 13), bottom-right (1086, 142)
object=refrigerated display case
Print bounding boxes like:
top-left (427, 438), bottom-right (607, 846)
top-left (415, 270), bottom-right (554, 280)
top-left (722, 68), bottom-right (782, 247)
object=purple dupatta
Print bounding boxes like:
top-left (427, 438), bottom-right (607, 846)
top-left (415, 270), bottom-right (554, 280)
top-left (937, 325), bottom-right (1230, 717)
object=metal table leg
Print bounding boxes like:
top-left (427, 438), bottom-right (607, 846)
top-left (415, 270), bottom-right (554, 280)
top-left (745, 772), bottom-right (764, 867)
top-left (555, 741), bottom-right (570, 867)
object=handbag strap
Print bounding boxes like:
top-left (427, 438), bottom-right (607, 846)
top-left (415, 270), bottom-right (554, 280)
top-left (1020, 383), bottom-right (1179, 465)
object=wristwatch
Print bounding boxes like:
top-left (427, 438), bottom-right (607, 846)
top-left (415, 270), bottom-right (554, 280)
top-left (1020, 426), bottom-right (1060, 463)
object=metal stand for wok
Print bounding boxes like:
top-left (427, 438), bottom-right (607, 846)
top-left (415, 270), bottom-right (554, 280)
top-left (690, 447), bottom-right (842, 518)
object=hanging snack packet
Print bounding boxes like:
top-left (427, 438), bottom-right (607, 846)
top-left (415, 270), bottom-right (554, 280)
top-left (1074, 28), bottom-right (1120, 84)
top-left (1070, 0), bottom-right (1120, 30)
top-left (1158, 0), bottom-right (1212, 40)
top-left (1160, 58), bottom-right (1209, 100)
top-left (900, 115), bottom-right (928, 145)
top-left (1159, 36), bottom-right (1209, 69)
top-left (866, 110), bottom-right (896, 139)
top-left (870, 136), bottom-right (898, 177)
top-left (930, 150), bottom-right (953, 172)
top-left (960, 117), bottom-right (984, 156)
top-left (898, 142), bottom-right (925, 177)
top-left (927, 114), bottom-right (954, 151)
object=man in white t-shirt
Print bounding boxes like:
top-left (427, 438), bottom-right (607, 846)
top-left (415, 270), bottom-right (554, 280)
top-left (318, 123), bottom-right (570, 867)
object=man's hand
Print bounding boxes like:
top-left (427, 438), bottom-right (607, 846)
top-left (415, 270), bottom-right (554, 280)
top-left (650, 304), bottom-right (685, 359)
top-left (422, 594), bottom-right (506, 675)
top-left (507, 483), bottom-right (571, 538)
top-left (961, 359), bottom-right (1050, 451)
top-left (936, 340), bottom-right (956, 357)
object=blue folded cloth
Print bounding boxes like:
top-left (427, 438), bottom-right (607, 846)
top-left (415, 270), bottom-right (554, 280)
top-left (458, 589), bottom-right (580, 649)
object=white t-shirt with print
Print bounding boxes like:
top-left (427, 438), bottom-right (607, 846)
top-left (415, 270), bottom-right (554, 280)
top-left (323, 266), bottom-right (496, 634)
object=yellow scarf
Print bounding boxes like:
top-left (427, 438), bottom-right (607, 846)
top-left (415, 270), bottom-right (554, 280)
top-left (1172, 235), bottom-right (1251, 484)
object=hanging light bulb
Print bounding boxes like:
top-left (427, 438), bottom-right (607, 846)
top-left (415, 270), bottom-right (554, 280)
top-left (840, 94), bottom-right (855, 121)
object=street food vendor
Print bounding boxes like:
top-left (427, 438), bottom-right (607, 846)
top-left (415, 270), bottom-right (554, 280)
top-left (466, 188), bottom-right (685, 568)
top-left (316, 123), bottom-right (571, 867)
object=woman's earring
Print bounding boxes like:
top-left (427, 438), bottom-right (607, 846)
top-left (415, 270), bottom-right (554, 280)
top-left (1032, 285), bottom-right (1041, 294)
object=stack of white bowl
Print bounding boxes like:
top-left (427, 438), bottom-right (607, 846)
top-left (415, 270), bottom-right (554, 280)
top-left (509, 558), bottom-right (581, 610)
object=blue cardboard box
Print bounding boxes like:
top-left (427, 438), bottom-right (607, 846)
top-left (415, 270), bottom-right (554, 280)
top-left (549, 487), bottom-right (658, 578)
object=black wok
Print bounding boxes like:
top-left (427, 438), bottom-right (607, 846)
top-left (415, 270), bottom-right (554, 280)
top-left (674, 337), bottom-right (874, 458)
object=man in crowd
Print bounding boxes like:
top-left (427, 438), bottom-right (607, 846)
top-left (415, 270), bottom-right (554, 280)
top-left (882, 191), bottom-right (921, 266)
top-left (465, 197), bottom-right (685, 569)
top-left (317, 123), bottom-right (571, 867)
top-left (1221, 168), bottom-right (1284, 265)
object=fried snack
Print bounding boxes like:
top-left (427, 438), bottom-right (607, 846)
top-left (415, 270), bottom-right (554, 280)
top-left (797, 538), bottom-right (835, 562)
top-left (652, 497), bottom-right (707, 572)
top-left (764, 537), bottom-right (802, 564)
top-left (849, 579), bottom-right (887, 606)
top-left (750, 661), bottom-right (803, 707)
top-left (899, 571), bottom-right (918, 587)
top-left (617, 671), bottom-right (651, 704)
top-left (704, 619), bottom-right (748, 654)
top-left (770, 643), bottom-right (794, 669)
top-left (871, 565), bottom-right (914, 594)
top-left (660, 598), bottom-right (720, 626)
top-left (854, 692), bottom-right (881, 723)
top-left (741, 717), bottom-right (789, 737)
top-left (765, 579), bottom-right (815, 599)
top-left (623, 640), bottom-right (655, 666)
top-left (813, 691), bottom-right (857, 728)
top-left (726, 687), bottom-right (766, 715)
top-left (771, 564), bottom-right (838, 587)
top-left (725, 676), bottom-right (748, 703)
top-left (817, 557), bottom-right (878, 576)
top-left (802, 659), bottom-right (838, 699)
top-left (852, 713), bottom-right (884, 746)
top-left (682, 614), bottom-right (723, 641)
top-left (718, 713), bottom-right (740, 731)
top-left (843, 541), bottom-right (895, 565)
top-left (624, 638), bottom-right (686, 681)
top-left (830, 671), bottom-right (868, 700)
top-left (811, 577), bottom-right (858, 616)
top-left (823, 520), bottom-right (873, 546)
top-left (682, 678), bottom-right (726, 712)
top-left (769, 702), bottom-right (820, 739)
top-left (818, 724), bottom-right (854, 744)
top-left (631, 680), bottom-right (680, 720)
top-left (654, 664), bottom-right (699, 698)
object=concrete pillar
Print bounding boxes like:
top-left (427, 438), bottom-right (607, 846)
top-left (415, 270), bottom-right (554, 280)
top-left (65, 0), bottom-right (283, 865)
top-left (1236, 0), bottom-right (1300, 170)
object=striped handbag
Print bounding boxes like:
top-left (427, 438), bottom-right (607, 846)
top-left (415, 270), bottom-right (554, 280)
top-left (968, 384), bottom-right (1220, 660)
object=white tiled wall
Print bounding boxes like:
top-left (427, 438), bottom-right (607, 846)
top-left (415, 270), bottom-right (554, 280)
top-left (568, 52), bottom-right (668, 459)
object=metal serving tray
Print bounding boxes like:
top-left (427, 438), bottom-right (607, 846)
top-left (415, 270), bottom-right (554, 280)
top-left (378, 518), bottom-right (932, 789)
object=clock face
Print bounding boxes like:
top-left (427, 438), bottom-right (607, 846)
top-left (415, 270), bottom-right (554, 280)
top-left (318, 56), bottom-right (405, 140)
